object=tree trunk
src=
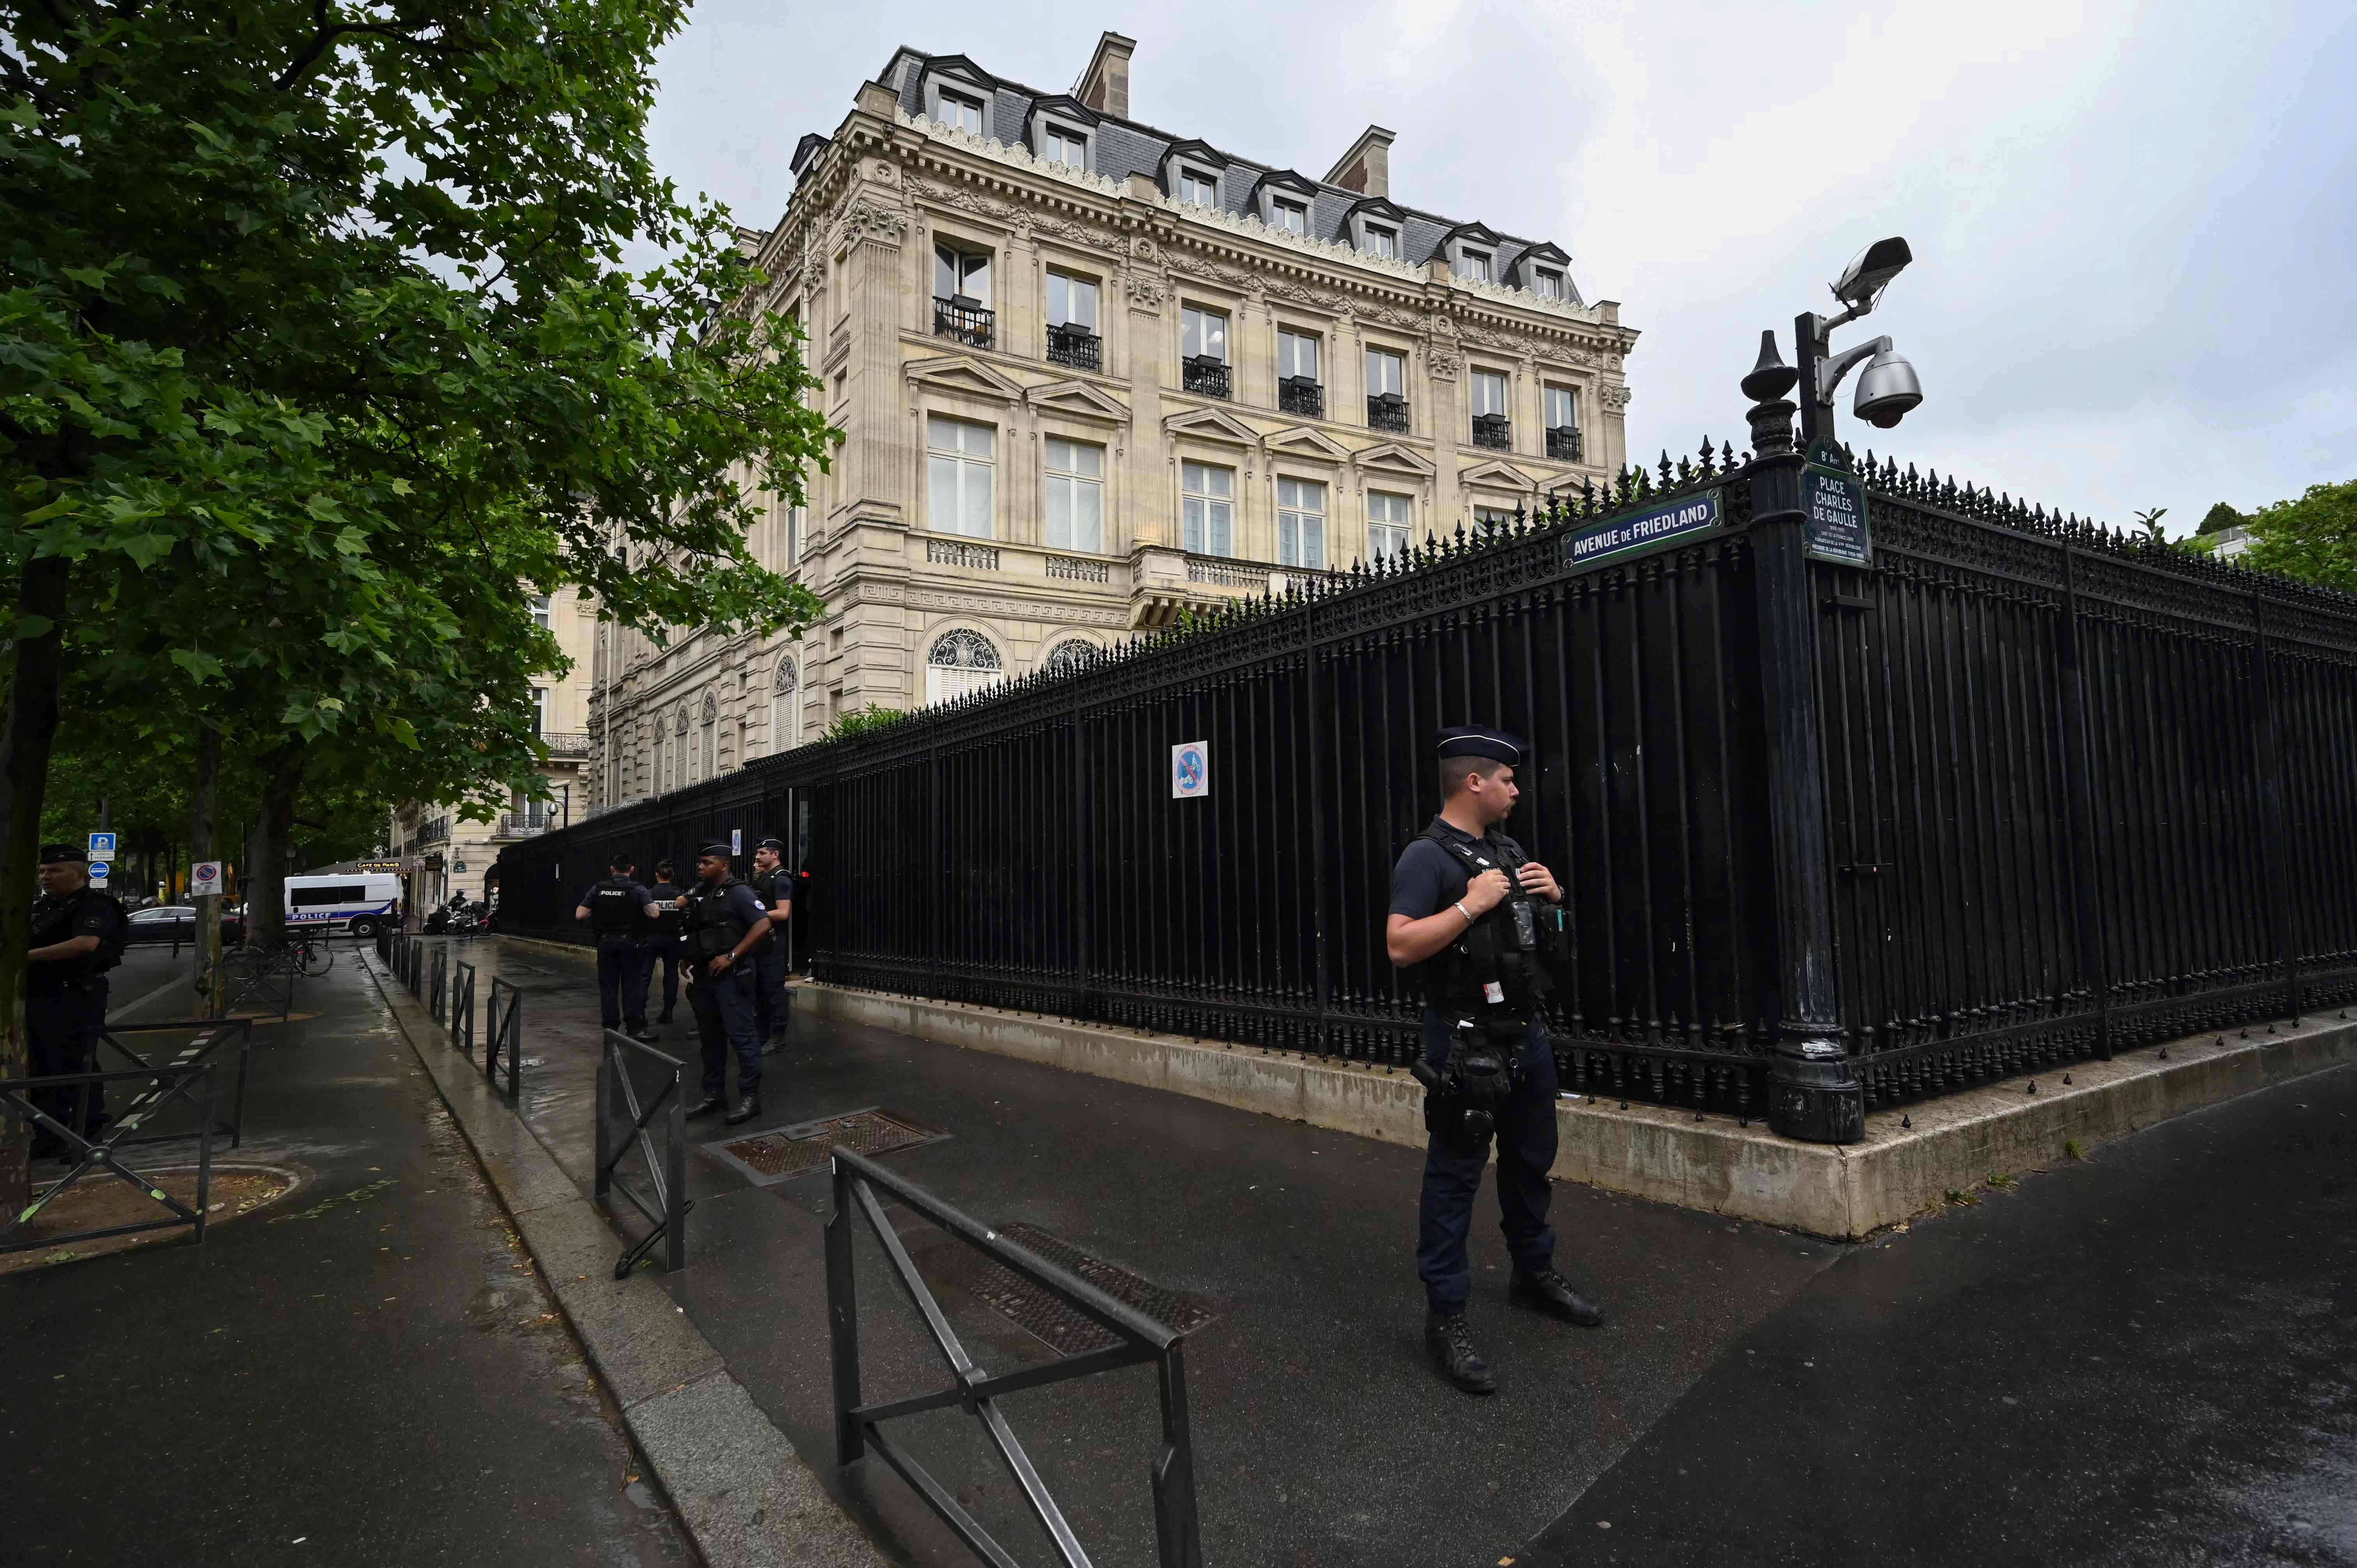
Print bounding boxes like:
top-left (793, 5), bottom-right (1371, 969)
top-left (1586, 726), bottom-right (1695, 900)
top-left (246, 742), bottom-right (304, 950)
top-left (0, 556), bottom-right (72, 1211)
top-left (191, 726), bottom-right (224, 1016)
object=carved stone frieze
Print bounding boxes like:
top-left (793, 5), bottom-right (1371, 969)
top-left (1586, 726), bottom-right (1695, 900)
top-left (909, 589), bottom-right (1126, 626)
top-left (835, 199), bottom-right (908, 248)
top-left (1266, 281), bottom-right (1346, 314)
top-left (1600, 383), bottom-right (1633, 410)
top-left (1165, 251), bottom-right (1258, 292)
top-left (1428, 348), bottom-right (1462, 380)
top-left (1124, 272), bottom-right (1166, 310)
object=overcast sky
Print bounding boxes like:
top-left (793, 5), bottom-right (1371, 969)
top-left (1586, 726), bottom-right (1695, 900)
top-left (647, 1), bottom-right (2354, 532)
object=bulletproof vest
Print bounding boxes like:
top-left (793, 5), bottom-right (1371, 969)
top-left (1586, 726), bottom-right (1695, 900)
top-left (588, 877), bottom-right (640, 934)
top-left (29, 887), bottom-right (127, 984)
top-left (1418, 829), bottom-right (1562, 1018)
top-left (647, 883), bottom-right (684, 935)
top-left (684, 877), bottom-right (752, 957)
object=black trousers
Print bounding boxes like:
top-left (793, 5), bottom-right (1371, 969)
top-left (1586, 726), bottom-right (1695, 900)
top-left (28, 979), bottom-right (108, 1145)
top-left (689, 963), bottom-right (761, 1101)
top-left (594, 935), bottom-right (653, 1028)
top-left (1415, 1010), bottom-right (1558, 1311)
top-left (753, 946), bottom-right (790, 1043)
top-left (652, 947), bottom-right (683, 1016)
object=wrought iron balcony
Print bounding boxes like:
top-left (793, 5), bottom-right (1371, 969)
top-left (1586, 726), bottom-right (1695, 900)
top-left (1182, 356), bottom-right (1231, 399)
top-left (1546, 426), bottom-right (1585, 463)
top-left (933, 295), bottom-right (994, 350)
top-left (1046, 323), bottom-right (1101, 372)
top-left (1278, 377), bottom-right (1324, 418)
top-left (535, 731), bottom-right (592, 759)
top-left (1367, 394), bottom-right (1409, 433)
top-left (495, 812), bottom-right (551, 839)
top-left (1471, 413), bottom-right (1512, 451)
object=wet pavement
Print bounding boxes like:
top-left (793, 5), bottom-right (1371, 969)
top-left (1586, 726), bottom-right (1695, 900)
top-left (0, 947), bottom-right (691, 1567)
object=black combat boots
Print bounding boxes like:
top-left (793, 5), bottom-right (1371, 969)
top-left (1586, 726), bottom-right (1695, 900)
top-left (1425, 1308), bottom-right (1497, 1395)
top-left (1509, 1267), bottom-right (1605, 1326)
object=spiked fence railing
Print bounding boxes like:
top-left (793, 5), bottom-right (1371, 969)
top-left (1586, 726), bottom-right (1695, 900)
top-left (492, 436), bottom-right (2357, 1137)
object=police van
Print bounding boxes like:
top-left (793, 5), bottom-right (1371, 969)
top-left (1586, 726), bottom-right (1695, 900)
top-left (282, 872), bottom-right (403, 937)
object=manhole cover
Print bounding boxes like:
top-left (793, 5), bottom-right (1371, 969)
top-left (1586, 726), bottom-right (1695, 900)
top-left (704, 1107), bottom-right (945, 1187)
top-left (972, 1223), bottom-right (1215, 1355)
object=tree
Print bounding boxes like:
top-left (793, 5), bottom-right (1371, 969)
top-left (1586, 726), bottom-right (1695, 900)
top-left (0, 0), bottom-right (836, 1202)
top-left (2237, 480), bottom-right (2357, 595)
top-left (2196, 501), bottom-right (2247, 537)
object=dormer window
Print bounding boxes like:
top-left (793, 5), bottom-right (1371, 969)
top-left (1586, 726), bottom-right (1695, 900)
top-left (1178, 168), bottom-right (1220, 207)
top-left (1023, 96), bottom-right (1099, 171)
top-left (1346, 197), bottom-right (1408, 261)
top-left (1250, 171), bottom-right (1320, 233)
top-left (1365, 225), bottom-right (1398, 258)
top-left (1272, 198), bottom-right (1308, 234)
top-left (1533, 267), bottom-right (1565, 300)
top-left (1160, 140), bottom-right (1230, 209)
top-left (1456, 249), bottom-right (1493, 283)
top-left (1042, 123), bottom-right (1088, 168)
top-left (938, 88), bottom-right (986, 136)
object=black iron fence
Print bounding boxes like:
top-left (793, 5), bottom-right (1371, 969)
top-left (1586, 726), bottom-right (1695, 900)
top-left (496, 427), bottom-right (2357, 1140)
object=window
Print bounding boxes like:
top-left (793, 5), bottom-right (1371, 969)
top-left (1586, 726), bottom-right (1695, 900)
top-left (772, 658), bottom-right (800, 753)
top-left (1277, 477), bottom-right (1327, 570)
top-left (1472, 370), bottom-right (1509, 419)
top-left (530, 686), bottom-right (548, 737)
top-left (1181, 462), bottom-right (1234, 556)
top-left (1534, 267), bottom-right (1565, 300)
top-left (1046, 271), bottom-right (1099, 333)
top-left (1278, 329), bottom-right (1320, 383)
top-left (1366, 347), bottom-right (1406, 398)
top-left (933, 242), bottom-right (991, 306)
top-left (785, 504), bottom-right (804, 568)
top-left (1040, 639), bottom-right (1094, 677)
top-left (291, 883), bottom-right (367, 908)
top-left (1545, 384), bottom-right (1579, 432)
top-left (926, 416), bottom-right (996, 538)
top-left (529, 594), bottom-right (551, 629)
top-left (1364, 224), bottom-right (1398, 259)
top-left (1181, 305), bottom-right (1228, 363)
top-left (938, 88), bottom-right (985, 136)
top-left (926, 628), bottom-right (1004, 706)
top-left (1455, 248), bottom-right (1493, 283)
top-left (1177, 168), bottom-right (1219, 207)
top-left (1042, 123), bottom-right (1087, 168)
top-left (1369, 491), bottom-right (1412, 563)
top-left (1271, 197), bottom-right (1308, 234)
top-left (1474, 504), bottom-right (1518, 533)
top-left (1044, 438), bottom-right (1105, 553)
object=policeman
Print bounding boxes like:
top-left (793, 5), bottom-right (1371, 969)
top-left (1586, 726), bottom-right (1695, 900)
top-left (27, 844), bottom-right (129, 1159)
top-left (572, 853), bottom-right (659, 1039)
top-left (1386, 727), bottom-right (1603, 1395)
top-left (674, 842), bottom-right (771, 1126)
top-left (747, 837), bottom-right (794, 1053)
top-left (644, 858), bottom-right (687, 1026)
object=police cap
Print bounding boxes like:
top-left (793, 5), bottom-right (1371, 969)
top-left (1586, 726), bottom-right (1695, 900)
top-left (696, 842), bottom-right (733, 860)
top-left (1434, 726), bottom-right (1524, 767)
top-left (38, 844), bottom-right (87, 864)
top-left (756, 837), bottom-right (785, 851)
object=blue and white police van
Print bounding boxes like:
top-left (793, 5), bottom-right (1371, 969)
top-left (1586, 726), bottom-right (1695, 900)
top-left (282, 872), bottom-right (403, 937)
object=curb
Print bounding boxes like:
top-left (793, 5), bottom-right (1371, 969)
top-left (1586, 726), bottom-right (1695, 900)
top-left (355, 951), bottom-right (889, 1568)
top-left (797, 982), bottom-right (2357, 1240)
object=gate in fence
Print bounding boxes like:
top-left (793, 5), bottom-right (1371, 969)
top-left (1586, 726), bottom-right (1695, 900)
top-left (593, 1028), bottom-right (688, 1277)
top-left (826, 1147), bottom-right (1203, 1568)
top-left (494, 418), bottom-right (2357, 1141)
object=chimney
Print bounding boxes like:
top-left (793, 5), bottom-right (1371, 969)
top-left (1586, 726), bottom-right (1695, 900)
top-left (1324, 125), bottom-right (1394, 198)
top-left (1074, 31), bottom-right (1136, 118)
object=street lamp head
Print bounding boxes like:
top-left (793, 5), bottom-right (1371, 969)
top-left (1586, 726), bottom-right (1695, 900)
top-left (1831, 237), bottom-right (1912, 313)
top-left (1853, 344), bottom-right (1923, 429)
top-left (1740, 329), bottom-right (1799, 403)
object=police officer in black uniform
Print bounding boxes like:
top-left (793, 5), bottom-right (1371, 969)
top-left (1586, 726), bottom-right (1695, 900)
top-left (573, 853), bottom-right (659, 1039)
top-left (747, 837), bottom-right (794, 1053)
top-left (1387, 727), bottom-right (1603, 1395)
top-left (674, 842), bottom-right (771, 1126)
top-left (645, 858), bottom-right (687, 1025)
top-left (27, 844), bottom-right (129, 1158)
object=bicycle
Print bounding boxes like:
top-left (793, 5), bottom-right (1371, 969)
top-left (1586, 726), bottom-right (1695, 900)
top-left (290, 930), bottom-right (335, 978)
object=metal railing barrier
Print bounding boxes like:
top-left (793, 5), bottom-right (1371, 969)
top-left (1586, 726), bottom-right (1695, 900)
top-left (376, 925), bottom-right (393, 965)
top-left (93, 1018), bottom-right (256, 1150)
top-left (451, 961), bottom-right (477, 1054)
top-left (593, 1028), bottom-right (689, 1277)
top-left (826, 1147), bottom-right (1205, 1568)
top-left (221, 945), bottom-right (298, 1022)
top-left (485, 977), bottom-right (523, 1096)
top-left (0, 1062), bottom-right (217, 1254)
top-left (426, 943), bottom-right (449, 1019)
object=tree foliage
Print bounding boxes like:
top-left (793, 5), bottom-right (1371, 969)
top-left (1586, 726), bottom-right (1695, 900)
top-left (2235, 479), bottom-right (2357, 595)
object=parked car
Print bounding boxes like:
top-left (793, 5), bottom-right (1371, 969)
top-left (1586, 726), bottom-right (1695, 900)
top-left (125, 903), bottom-right (245, 945)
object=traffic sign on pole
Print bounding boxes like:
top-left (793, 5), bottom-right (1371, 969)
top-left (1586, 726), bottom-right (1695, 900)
top-left (192, 861), bottom-right (224, 899)
top-left (88, 830), bottom-right (117, 858)
top-left (88, 858), bottom-right (111, 887)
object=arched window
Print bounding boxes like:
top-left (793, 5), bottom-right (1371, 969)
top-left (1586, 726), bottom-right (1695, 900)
top-left (772, 657), bottom-right (801, 754)
top-left (925, 627), bottom-right (1003, 706)
top-left (1039, 639), bottom-right (1094, 678)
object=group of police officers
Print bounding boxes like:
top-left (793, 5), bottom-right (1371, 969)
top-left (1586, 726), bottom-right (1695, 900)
top-left (573, 835), bottom-right (797, 1127)
top-left (20, 724), bottom-right (1595, 1397)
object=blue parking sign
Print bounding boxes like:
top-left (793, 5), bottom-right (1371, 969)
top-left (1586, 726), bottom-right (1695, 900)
top-left (88, 830), bottom-right (117, 857)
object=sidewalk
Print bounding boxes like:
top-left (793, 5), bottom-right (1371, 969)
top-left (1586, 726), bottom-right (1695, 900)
top-left (0, 947), bottom-right (691, 1567)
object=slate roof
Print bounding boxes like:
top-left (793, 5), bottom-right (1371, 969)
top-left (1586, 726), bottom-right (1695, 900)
top-left (865, 46), bottom-right (1580, 306)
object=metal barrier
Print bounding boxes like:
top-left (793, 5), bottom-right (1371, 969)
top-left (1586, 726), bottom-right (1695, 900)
top-left (593, 1027), bottom-right (689, 1278)
top-left (485, 977), bottom-right (523, 1096)
top-left (426, 943), bottom-right (448, 1019)
top-left (826, 1147), bottom-right (1205, 1568)
top-left (94, 1018), bottom-right (256, 1150)
top-left (375, 925), bottom-right (393, 966)
top-left (450, 961), bottom-right (477, 1054)
top-left (0, 1063), bottom-right (216, 1254)
top-left (221, 945), bottom-right (297, 1022)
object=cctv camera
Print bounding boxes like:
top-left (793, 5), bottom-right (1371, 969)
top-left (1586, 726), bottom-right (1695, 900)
top-left (1853, 346), bottom-right (1923, 429)
top-left (1832, 237), bottom-right (1913, 311)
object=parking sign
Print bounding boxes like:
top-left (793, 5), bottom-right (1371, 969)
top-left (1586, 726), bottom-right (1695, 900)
top-left (192, 861), bottom-right (224, 899)
top-left (88, 830), bottom-right (117, 858)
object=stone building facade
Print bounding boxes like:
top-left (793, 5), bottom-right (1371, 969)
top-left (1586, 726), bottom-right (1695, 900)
top-left (589, 33), bottom-right (1639, 805)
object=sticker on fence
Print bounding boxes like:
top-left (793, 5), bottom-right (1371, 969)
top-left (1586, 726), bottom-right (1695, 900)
top-left (1171, 740), bottom-right (1210, 800)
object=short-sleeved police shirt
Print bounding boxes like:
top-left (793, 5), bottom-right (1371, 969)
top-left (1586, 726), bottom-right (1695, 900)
top-left (750, 867), bottom-right (793, 917)
top-left (579, 878), bottom-right (654, 934)
top-left (1388, 818), bottom-right (1528, 999)
top-left (686, 878), bottom-right (770, 964)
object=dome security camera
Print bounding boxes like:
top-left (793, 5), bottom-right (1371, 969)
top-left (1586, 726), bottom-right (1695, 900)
top-left (1853, 345), bottom-right (1924, 429)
